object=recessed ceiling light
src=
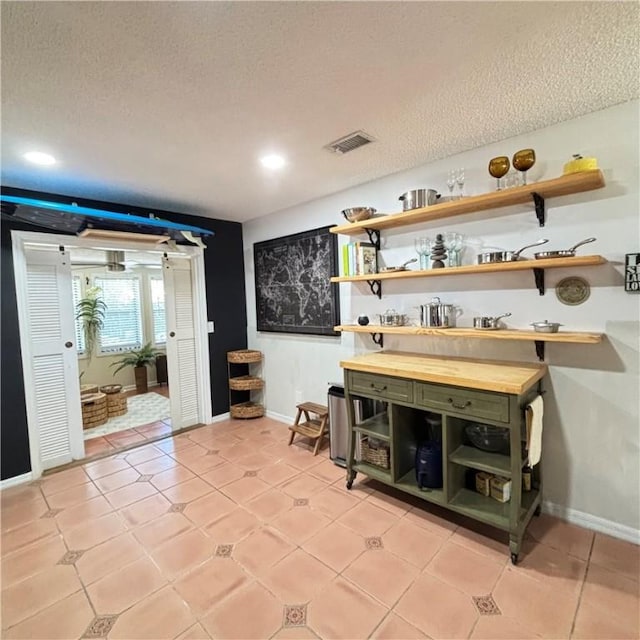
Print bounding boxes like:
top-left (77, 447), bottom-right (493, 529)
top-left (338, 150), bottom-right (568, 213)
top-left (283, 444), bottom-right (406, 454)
top-left (260, 154), bottom-right (286, 170)
top-left (23, 151), bottom-right (57, 166)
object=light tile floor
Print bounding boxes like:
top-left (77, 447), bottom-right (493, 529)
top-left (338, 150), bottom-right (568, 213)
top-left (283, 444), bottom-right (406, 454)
top-left (1, 417), bottom-right (638, 639)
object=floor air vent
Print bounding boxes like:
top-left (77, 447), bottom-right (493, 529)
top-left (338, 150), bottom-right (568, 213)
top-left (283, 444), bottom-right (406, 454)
top-left (325, 131), bottom-right (374, 155)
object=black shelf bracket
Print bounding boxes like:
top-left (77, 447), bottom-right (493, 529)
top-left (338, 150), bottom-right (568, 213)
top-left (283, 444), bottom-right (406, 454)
top-left (533, 268), bottom-right (545, 295)
top-left (531, 192), bottom-right (545, 227)
top-left (370, 332), bottom-right (384, 348)
top-left (364, 228), bottom-right (381, 251)
top-left (534, 340), bottom-right (545, 361)
top-left (366, 279), bottom-right (382, 298)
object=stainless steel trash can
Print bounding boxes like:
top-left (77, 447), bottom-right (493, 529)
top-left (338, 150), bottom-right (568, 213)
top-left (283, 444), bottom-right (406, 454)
top-left (328, 384), bottom-right (381, 468)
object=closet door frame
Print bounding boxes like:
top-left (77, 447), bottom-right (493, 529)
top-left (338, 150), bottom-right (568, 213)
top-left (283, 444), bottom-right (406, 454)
top-left (11, 230), bottom-right (212, 479)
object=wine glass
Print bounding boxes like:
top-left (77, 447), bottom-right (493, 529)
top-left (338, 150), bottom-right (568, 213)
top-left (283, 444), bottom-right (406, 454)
top-left (414, 237), bottom-right (431, 270)
top-left (443, 233), bottom-right (458, 267)
top-left (456, 168), bottom-right (465, 198)
top-left (446, 170), bottom-right (456, 199)
top-left (452, 233), bottom-right (465, 266)
top-left (444, 232), bottom-right (465, 267)
top-left (488, 156), bottom-right (510, 190)
top-left (513, 149), bottom-right (536, 185)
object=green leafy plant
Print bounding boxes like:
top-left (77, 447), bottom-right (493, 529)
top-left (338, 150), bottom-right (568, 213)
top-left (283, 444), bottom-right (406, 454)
top-left (110, 342), bottom-right (163, 375)
top-left (75, 286), bottom-right (107, 361)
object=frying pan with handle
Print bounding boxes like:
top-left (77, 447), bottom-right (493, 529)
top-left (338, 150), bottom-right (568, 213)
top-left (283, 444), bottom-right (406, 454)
top-left (534, 237), bottom-right (596, 259)
top-left (380, 258), bottom-right (418, 272)
top-left (477, 239), bottom-right (549, 264)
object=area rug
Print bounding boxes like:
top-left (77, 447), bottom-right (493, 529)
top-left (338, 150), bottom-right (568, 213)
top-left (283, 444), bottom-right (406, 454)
top-left (83, 392), bottom-right (170, 439)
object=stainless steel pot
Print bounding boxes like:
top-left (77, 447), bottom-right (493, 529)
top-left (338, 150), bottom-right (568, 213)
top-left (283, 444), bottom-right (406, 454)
top-left (477, 239), bottom-right (549, 264)
top-left (398, 189), bottom-right (440, 211)
top-left (534, 237), bottom-right (596, 259)
top-left (473, 312), bottom-right (512, 330)
top-left (418, 297), bottom-right (459, 328)
top-left (531, 320), bottom-right (562, 333)
top-left (378, 309), bottom-right (408, 326)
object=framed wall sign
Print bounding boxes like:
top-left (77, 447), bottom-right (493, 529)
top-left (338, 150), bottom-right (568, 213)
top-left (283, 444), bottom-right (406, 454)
top-left (625, 253), bottom-right (640, 292)
top-left (254, 226), bottom-right (340, 335)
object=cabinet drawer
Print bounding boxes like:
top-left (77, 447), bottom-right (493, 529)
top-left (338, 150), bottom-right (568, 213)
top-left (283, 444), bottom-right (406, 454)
top-left (416, 382), bottom-right (509, 423)
top-left (348, 371), bottom-right (413, 403)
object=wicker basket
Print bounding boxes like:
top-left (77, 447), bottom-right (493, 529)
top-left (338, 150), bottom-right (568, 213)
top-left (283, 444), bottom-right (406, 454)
top-left (80, 383), bottom-right (99, 395)
top-left (81, 392), bottom-right (108, 429)
top-left (229, 375), bottom-right (264, 391)
top-left (100, 384), bottom-right (123, 395)
top-left (230, 401), bottom-right (265, 419)
top-left (227, 349), bottom-right (262, 364)
top-left (107, 394), bottom-right (128, 417)
top-left (360, 436), bottom-right (390, 470)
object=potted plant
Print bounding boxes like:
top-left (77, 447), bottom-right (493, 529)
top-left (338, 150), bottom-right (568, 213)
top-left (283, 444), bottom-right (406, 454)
top-left (110, 342), bottom-right (163, 394)
top-left (75, 286), bottom-right (107, 368)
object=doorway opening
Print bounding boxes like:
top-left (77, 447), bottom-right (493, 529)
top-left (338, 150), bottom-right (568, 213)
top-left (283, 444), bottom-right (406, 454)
top-left (12, 230), bottom-right (212, 478)
top-left (70, 247), bottom-right (173, 457)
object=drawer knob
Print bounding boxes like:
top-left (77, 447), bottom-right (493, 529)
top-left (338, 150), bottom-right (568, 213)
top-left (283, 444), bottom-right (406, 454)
top-left (448, 398), bottom-right (471, 410)
top-left (371, 383), bottom-right (387, 392)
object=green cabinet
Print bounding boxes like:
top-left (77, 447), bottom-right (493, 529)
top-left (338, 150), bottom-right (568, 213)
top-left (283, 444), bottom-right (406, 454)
top-left (343, 364), bottom-right (543, 563)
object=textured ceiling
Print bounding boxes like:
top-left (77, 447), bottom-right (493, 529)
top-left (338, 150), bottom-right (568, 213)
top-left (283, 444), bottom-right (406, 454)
top-left (2, 2), bottom-right (638, 222)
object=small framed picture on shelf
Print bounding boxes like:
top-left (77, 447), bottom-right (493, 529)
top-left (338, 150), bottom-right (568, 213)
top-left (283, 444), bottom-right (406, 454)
top-left (625, 253), bottom-right (640, 293)
top-left (357, 242), bottom-right (377, 275)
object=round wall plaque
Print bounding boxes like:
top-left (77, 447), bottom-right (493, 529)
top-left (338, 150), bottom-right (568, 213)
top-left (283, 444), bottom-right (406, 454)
top-left (556, 276), bottom-right (590, 306)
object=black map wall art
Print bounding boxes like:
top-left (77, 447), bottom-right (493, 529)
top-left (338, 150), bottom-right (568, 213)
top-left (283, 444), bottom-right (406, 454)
top-left (254, 226), bottom-right (340, 335)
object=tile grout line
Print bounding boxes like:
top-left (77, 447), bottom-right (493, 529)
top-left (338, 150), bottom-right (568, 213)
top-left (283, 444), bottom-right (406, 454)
top-left (568, 530), bottom-right (596, 638)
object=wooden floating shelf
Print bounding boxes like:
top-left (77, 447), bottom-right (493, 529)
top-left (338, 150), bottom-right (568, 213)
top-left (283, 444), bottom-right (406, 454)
top-left (330, 170), bottom-right (605, 236)
top-left (335, 325), bottom-right (603, 344)
top-left (330, 254), bottom-right (606, 283)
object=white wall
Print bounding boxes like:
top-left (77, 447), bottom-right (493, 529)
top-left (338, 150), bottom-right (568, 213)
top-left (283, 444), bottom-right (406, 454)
top-left (243, 100), bottom-right (640, 534)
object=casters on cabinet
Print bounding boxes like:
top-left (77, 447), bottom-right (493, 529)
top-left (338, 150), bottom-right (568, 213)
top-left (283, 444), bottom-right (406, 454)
top-left (510, 552), bottom-right (519, 565)
top-left (346, 470), bottom-right (357, 490)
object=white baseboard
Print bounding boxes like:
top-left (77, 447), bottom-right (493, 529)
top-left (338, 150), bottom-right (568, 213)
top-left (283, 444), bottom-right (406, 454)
top-left (1, 472), bottom-right (33, 490)
top-left (208, 412), bottom-right (230, 423)
top-left (266, 410), bottom-right (293, 425)
top-left (543, 500), bottom-right (640, 545)
top-left (122, 381), bottom-right (160, 393)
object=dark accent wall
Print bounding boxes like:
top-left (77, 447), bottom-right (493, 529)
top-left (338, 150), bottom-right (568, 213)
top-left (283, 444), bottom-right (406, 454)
top-left (1, 186), bottom-right (247, 480)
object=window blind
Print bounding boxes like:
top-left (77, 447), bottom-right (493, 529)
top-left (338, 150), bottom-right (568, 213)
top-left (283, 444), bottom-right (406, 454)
top-left (72, 276), bottom-right (86, 354)
top-left (150, 276), bottom-right (166, 345)
top-left (95, 276), bottom-right (143, 353)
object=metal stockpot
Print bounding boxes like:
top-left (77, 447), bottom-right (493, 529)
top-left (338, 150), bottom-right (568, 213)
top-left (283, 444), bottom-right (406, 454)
top-left (418, 297), bottom-right (458, 328)
top-left (398, 189), bottom-right (440, 211)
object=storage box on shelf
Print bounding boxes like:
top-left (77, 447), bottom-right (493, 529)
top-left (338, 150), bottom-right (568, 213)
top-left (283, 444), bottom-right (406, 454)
top-left (342, 351), bottom-right (545, 564)
top-left (329, 170), bottom-right (607, 359)
top-left (227, 349), bottom-right (264, 419)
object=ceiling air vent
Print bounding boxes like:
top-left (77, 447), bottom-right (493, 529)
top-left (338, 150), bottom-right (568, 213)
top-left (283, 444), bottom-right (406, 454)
top-left (325, 130), bottom-right (374, 155)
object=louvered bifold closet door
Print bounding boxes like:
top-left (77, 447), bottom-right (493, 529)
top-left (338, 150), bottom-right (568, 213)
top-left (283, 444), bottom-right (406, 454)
top-left (24, 249), bottom-right (83, 470)
top-left (163, 257), bottom-right (199, 429)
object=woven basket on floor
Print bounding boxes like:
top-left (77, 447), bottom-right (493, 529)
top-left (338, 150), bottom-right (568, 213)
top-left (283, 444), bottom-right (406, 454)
top-left (80, 383), bottom-right (99, 396)
top-left (81, 392), bottom-right (108, 429)
top-left (230, 401), bottom-right (265, 419)
top-left (99, 384), bottom-right (123, 395)
top-left (360, 436), bottom-right (390, 469)
top-left (227, 349), bottom-right (262, 364)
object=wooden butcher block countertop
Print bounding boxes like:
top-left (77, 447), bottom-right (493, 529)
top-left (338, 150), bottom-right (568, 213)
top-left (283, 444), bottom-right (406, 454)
top-left (339, 351), bottom-right (547, 395)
